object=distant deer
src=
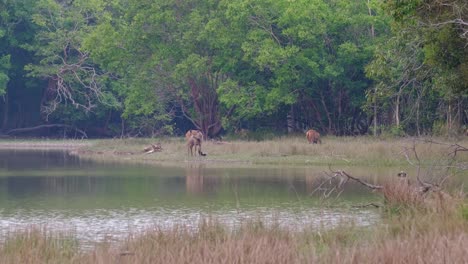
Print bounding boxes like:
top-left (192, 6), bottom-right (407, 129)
top-left (186, 129), bottom-right (206, 156)
top-left (306, 129), bottom-right (321, 144)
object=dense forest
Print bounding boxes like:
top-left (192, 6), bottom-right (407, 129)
top-left (0, 0), bottom-right (466, 138)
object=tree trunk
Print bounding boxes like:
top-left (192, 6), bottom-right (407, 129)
top-left (320, 90), bottom-right (333, 135)
top-left (336, 89), bottom-right (343, 135)
top-left (368, 1), bottom-right (377, 136)
top-left (367, 0), bottom-right (375, 38)
top-left (416, 96), bottom-right (421, 136)
top-left (287, 105), bottom-right (295, 133)
top-left (373, 87), bottom-right (377, 136)
top-left (310, 101), bottom-right (326, 132)
top-left (2, 92), bottom-right (8, 131)
top-left (447, 103), bottom-right (452, 134)
top-left (186, 73), bottom-right (225, 139)
top-left (395, 93), bottom-right (400, 127)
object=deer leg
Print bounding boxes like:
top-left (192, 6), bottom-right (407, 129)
top-left (188, 142), bottom-right (193, 156)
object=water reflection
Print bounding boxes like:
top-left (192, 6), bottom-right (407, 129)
top-left (186, 165), bottom-right (206, 195)
top-left (0, 150), bottom-right (381, 246)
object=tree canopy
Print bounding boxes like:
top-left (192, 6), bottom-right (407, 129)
top-left (0, 0), bottom-right (466, 138)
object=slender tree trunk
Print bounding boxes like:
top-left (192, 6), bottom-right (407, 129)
top-left (367, 0), bottom-right (375, 38)
top-left (287, 105), bottom-right (295, 133)
top-left (395, 93), bottom-right (400, 127)
top-left (311, 101), bottom-right (326, 132)
top-left (337, 89), bottom-right (343, 135)
top-left (320, 90), bottom-right (333, 134)
top-left (416, 97), bottom-right (421, 136)
top-left (120, 118), bottom-right (125, 138)
top-left (457, 99), bottom-right (462, 130)
top-left (447, 103), bottom-right (452, 134)
top-left (368, 1), bottom-right (377, 136)
top-left (2, 93), bottom-right (8, 131)
top-left (373, 87), bottom-right (377, 136)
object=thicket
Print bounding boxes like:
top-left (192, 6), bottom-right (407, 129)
top-left (0, 0), bottom-right (466, 138)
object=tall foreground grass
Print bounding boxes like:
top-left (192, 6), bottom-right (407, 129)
top-left (1, 198), bottom-right (467, 264)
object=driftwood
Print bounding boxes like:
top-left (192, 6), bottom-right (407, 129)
top-left (331, 169), bottom-right (384, 190)
top-left (330, 168), bottom-right (440, 196)
top-left (326, 168), bottom-right (456, 212)
top-left (143, 143), bottom-right (162, 154)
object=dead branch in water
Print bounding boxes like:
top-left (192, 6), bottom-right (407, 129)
top-left (328, 166), bottom-right (383, 190)
top-left (325, 139), bottom-right (466, 209)
top-left (401, 138), bottom-right (468, 190)
top-left (330, 167), bottom-right (442, 196)
top-left (402, 142), bottom-right (435, 191)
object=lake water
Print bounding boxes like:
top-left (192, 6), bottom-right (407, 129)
top-left (0, 149), bottom-right (382, 246)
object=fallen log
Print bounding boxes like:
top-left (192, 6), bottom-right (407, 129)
top-left (143, 143), bottom-right (162, 154)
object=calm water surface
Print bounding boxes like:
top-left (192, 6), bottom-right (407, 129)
top-left (0, 149), bottom-right (382, 245)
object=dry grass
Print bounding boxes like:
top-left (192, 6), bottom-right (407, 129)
top-left (1, 201), bottom-right (467, 264)
top-left (65, 136), bottom-right (468, 167)
top-left (325, 229), bottom-right (468, 264)
top-left (110, 221), bottom-right (304, 264)
top-left (0, 227), bottom-right (80, 264)
top-left (0, 221), bottom-right (309, 264)
top-left (324, 205), bottom-right (468, 264)
top-left (381, 181), bottom-right (428, 212)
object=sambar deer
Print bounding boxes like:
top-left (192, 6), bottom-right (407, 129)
top-left (186, 129), bottom-right (206, 156)
top-left (306, 129), bottom-right (321, 144)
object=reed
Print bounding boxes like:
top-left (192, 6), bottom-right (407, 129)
top-left (323, 206), bottom-right (468, 264)
top-left (0, 227), bottom-right (80, 264)
top-left (1, 199), bottom-right (466, 264)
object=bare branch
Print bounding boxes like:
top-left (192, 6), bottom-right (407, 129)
top-left (329, 167), bottom-right (383, 190)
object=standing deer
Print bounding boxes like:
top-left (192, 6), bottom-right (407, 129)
top-left (186, 129), bottom-right (206, 156)
top-left (306, 129), bottom-right (321, 144)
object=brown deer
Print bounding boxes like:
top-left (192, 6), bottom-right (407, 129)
top-left (306, 129), bottom-right (321, 144)
top-left (186, 129), bottom-right (206, 156)
top-left (185, 129), bottom-right (204, 141)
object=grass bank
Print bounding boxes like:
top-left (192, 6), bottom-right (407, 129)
top-left (0, 136), bottom-right (465, 167)
top-left (65, 136), bottom-right (468, 167)
top-left (0, 139), bottom-right (90, 150)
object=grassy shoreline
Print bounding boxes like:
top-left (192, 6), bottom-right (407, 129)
top-left (0, 139), bottom-right (90, 149)
top-left (1, 136), bottom-right (466, 168)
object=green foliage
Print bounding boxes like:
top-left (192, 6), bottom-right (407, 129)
top-left (0, 55), bottom-right (10, 95)
top-left (0, 0), bottom-right (466, 137)
top-left (389, 125), bottom-right (405, 137)
top-left (368, 0), bottom-right (468, 136)
top-left (25, 0), bottom-right (118, 120)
